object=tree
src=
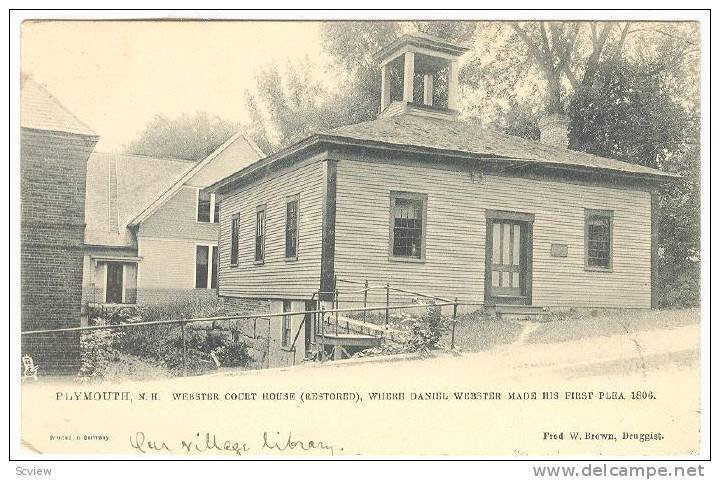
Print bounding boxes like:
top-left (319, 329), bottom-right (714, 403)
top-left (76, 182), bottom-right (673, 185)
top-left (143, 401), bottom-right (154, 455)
top-left (124, 112), bottom-right (238, 161)
top-left (244, 21), bottom-right (476, 152)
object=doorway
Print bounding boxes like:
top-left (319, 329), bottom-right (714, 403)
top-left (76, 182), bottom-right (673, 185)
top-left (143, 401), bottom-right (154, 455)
top-left (105, 262), bottom-right (124, 304)
top-left (484, 211), bottom-right (534, 305)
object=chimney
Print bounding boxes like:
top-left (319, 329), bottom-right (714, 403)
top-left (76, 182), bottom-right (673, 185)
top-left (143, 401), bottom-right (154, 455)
top-left (538, 114), bottom-right (569, 149)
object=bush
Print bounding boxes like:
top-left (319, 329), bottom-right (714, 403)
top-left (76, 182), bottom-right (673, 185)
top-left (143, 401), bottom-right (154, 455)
top-left (403, 302), bottom-right (451, 354)
top-left (79, 329), bottom-right (124, 378)
top-left (214, 342), bottom-right (252, 367)
top-left (80, 296), bottom-right (257, 378)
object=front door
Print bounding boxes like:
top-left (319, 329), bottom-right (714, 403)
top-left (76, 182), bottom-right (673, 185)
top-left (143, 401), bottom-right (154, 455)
top-left (485, 218), bottom-right (532, 305)
top-left (106, 262), bottom-right (124, 304)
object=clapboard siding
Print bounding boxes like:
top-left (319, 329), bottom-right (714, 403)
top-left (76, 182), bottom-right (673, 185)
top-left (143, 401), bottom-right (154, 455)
top-left (334, 157), bottom-right (651, 308)
top-left (136, 237), bottom-right (211, 291)
top-left (217, 155), bottom-right (325, 299)
top-left (139, 186), bottom-right (219, 242)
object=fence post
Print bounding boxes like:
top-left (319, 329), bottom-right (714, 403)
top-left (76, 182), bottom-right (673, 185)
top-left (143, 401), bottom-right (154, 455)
top-left (363, 280), bottom-right (369, 323)
top-left (385, 283), bottom-right (390, 326)
top-left (320, 305), bottom-right (326, 362)
top-left (451, 297), bottom-right (458, 350)
top-left (180, 321), bottom-right (187, 376)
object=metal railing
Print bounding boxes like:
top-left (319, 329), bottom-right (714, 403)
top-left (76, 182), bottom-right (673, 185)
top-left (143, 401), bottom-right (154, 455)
top-left (23, 278), bottom-right (477, 374)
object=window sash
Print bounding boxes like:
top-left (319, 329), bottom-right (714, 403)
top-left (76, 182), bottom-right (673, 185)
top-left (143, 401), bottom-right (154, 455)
top-left (285, 199), bottom-right (298, 259)
top-left (230, 215), bottom-right (240, 265)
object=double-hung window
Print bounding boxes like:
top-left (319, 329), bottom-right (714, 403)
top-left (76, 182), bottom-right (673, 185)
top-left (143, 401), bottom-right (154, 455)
top-left (285, 197), bottom-right (299, 260)
top-left (585, 209), bottom-right (613, 270)
top-left (197, 190), bottom-right (218, 223)
top-left (255, 206), bottom-right (266, 263)
top-left (389, 192), bottom-right (427, 261)
top-left (281, 300), bottom-right (292, 348)
top-left (230, 214), bottom-right (240, 266)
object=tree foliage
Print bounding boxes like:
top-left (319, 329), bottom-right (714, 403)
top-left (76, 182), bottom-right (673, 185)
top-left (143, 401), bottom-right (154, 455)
top-left (124, 112), bottom-right (238, 161)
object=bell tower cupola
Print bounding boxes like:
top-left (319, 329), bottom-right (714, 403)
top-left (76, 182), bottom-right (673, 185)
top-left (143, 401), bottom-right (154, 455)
top-left (374, 32), bottom-right (469, 120)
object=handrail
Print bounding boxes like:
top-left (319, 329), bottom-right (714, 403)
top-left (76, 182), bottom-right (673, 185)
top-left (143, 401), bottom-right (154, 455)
top-left (21, 301), bottom-right (475, 336)
top-left (335, 277), bottom-right (451, 303)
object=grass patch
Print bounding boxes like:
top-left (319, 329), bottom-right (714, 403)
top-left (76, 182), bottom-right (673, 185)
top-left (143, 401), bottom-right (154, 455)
top-left (444, 309), bottom-right (524, 352)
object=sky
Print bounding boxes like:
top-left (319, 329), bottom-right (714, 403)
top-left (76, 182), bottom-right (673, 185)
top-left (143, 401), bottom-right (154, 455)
top-left (21, 21), bottom-right (327, 151)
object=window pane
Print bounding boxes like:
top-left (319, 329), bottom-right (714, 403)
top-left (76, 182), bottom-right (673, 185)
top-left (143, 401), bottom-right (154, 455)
top-left (195, 245), bottom-right (209, 288)
top-left (197, 191), bottom-right (211, 222)
top-left (230, 216), bottom-right (239, 265)
top-left (285, 200), bottom-right (298, 258)
top-left (492, 271), bottom-right (500, 288)
top-left (211, 246), bottom-right (218, 289)
top-left (512, 224), bottom-right (520, 266)
top-left (392, 197), bottom-right (423, 258)
top-left (492, 223), bottom-right (501, 264)
top-left (502, 223), bottom-right (511, 266)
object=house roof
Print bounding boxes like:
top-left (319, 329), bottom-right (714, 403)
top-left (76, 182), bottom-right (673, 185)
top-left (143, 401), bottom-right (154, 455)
top-left (324, 114), bottom-right (679, 179)
top-left (210, 112), bottom-right (678, 194)
top-left (21, 75), bottom-right (97, 137)
top-left (128, 131), bottom-right (264, 226)
top-left (84, 152), bottom-right (195, 247)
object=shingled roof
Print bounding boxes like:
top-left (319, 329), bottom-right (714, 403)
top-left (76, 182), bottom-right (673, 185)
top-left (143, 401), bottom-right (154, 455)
top-left (322, 113), bottom-right (677, 179)
top-left (84, 152), bottom-right (194, 247)
top-left (21, 75), bottom-right (97, 137)
top-left (211, 111), bottom-right (677, 195)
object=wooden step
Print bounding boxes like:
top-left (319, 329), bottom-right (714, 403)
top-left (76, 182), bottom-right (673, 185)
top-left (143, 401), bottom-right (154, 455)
top-left (492, 305), bottom-right (549, 321)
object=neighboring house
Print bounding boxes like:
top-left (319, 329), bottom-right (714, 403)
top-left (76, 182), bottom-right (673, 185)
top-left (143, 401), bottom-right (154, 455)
top-left (209, 34), bottom-right (678, 361)
top-left (21, 76), bottom-right (99, 374)
top-left (81, 132), bottom-right (264, 309)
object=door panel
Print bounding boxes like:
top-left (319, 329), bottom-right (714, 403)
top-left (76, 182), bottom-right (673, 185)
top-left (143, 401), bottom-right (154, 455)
top-left (106, 262), bottom-right (124, 304)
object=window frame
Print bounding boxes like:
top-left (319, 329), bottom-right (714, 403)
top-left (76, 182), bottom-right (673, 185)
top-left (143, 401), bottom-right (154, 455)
top-left (285, 195), bottom-right (299, 261)
top-left (584, 209), bottom-right (614, 272)
top-left (388, 191), bottom-right (428, 263)
top-left (194, 243), bottom-right (219, 289)
top-left (196, 188), bottom-right (218, 224)
top-left (254, 204), bottom-right (267, 265)
top-left (229, 213), bottom-right (240, 267)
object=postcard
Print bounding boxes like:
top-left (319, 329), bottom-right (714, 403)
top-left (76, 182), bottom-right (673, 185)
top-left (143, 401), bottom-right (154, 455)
top-left (12, 13), bottom-right (708, 463)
